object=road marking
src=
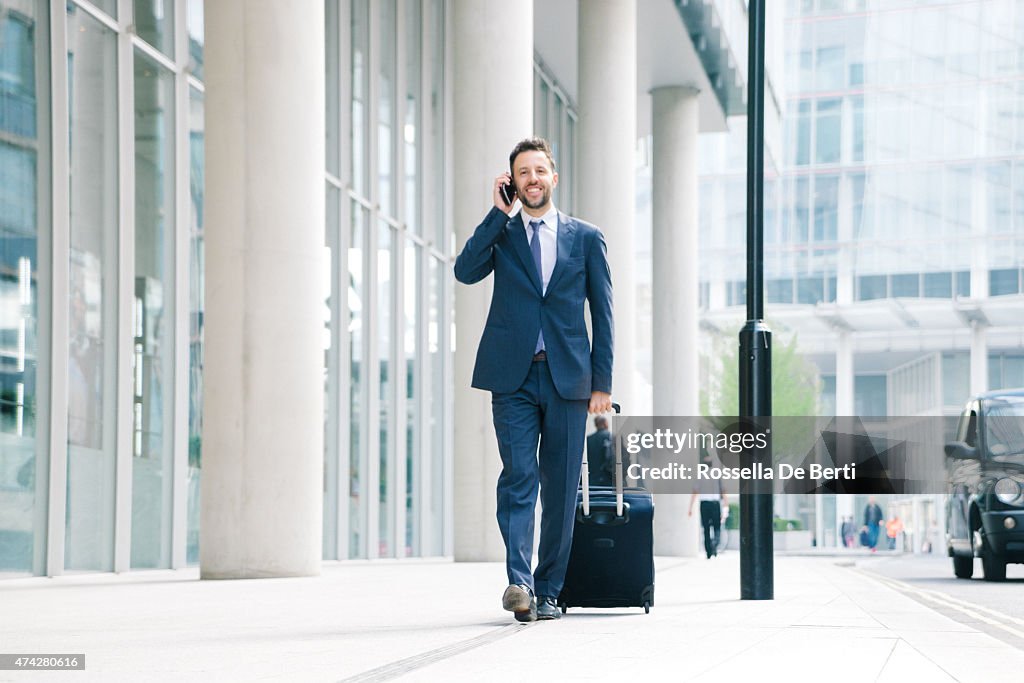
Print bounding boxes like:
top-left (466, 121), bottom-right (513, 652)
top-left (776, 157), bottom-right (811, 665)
top-left (855, 568), bottom-right (1024, 642)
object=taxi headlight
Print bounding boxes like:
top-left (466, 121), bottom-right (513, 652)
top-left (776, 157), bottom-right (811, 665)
top-left (994, 478), bottom-right (1022, 505)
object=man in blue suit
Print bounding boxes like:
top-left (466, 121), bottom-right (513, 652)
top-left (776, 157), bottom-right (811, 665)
top-left (455, 137), bottom-right (614, 622)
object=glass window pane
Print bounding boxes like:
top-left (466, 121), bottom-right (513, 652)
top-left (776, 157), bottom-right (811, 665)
top-left (1005, 357), bottom-right (1024, 390)
top-left (552, 96), bottom-right (563, 208)
top-left (323, 183), bottom-right (339, 560)
top-left (186, 87), bottom-right (204, 565)
top-left (428, 256), bottom-right (444, 556)
top-left (404, 0), bottom-right (420, 234)
top-left (923, 272), bottom-right (951, 298)
top-left (797, 276), bottom-right (824, 304)
top-left (851, 95), bottom-right (863, 162)
top-left (767, 278), bottom-right (793, 304)
top-left (857, 275), bottom-right (886, 300)
top-left (429, 0), bottom-right (444, 249)
top-left (990, 268), bottom-right (1019, 296)
top-left (813, 175), bottom-right (838, 241)
top-left (351, 0), bottom-right (369, 197)
top-left (131, 52), bottom-right (175, 569)
top-left (349, 202), bottom-right (366, 558)
top-left (377, 222), bottom-right (392, 557)
top-left (854, 375), bottom-right (887, 417)
top-left (134, 0), bottom-right (175, 57)
top-left (942, 353), bottom-right (969, 407)
top-left (187, 0), bottom-right (203, 79)
top-left (404, 242), bottom-right (419, 556)
top-left (891, 273), bottom-right (919, 298)
top-left (65, 6), bottom-right (118, 572)
top-left (792, 100), bottom-right (810, 165)
top-left (325, 0), bottom-right (340, 176)
top-left (955, 271), bottom-right (970, 297)
top-left (378, 0), bottom-right (396, 217)
top-left (565, 115), bottom-right (575, 214)
top-left (815, 45), bottom-right (844, 90)
top-left (537, 79), bottom-right (549, 140)
top-left (815, 98), bottom-right (841, 164)
top-left (0, 0), bottom-right (48, 575)
top-left (792, 177), bottom-right (809, 241)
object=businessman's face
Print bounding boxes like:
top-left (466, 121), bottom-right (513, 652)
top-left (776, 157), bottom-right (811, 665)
top-left (511, 150), bottom-right (558, 213)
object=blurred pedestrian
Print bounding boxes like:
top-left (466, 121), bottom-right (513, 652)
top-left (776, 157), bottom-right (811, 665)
top-left (586, 415), bottom-right (614, 487)
top-left (840, 516), bottom-right (855, 548)
top-left (864, 496), bottom-right (884, 552)
top-left (886, 515), bottom-right (903, 551)
top-left (689, 450), bottom-right (727, 559)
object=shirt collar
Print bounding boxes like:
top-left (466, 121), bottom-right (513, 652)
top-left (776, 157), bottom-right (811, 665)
top-left (523, 206), bottom-right (558, 233)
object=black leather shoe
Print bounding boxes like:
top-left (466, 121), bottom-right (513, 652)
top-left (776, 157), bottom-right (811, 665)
top-left (536, 596), bottom-right (561, 620)
top-left (502, 584), bottom-right (536, 623)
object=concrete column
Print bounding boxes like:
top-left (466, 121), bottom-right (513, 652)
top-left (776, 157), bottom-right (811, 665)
top-left (835, 330), bottom-right (854, 415)
top-left (970, 322), bottom-right (988, 395)
top-left (200, 0), bottom-right (325, 578)
top-left (651, 86), bottom-right (700, 557)
top-left (578, 0), bottom-right (637, 409)
top-left (452, 0), bottom-right (533, 562)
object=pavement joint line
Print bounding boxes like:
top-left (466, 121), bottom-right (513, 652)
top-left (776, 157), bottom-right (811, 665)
top-left (852, 567), bottom-right (1024, 642)
top-left (686, 626), bottom-right (786, 681)
top-left (337, 623), bottom-right (530, 682)
top-left (872, 639), bottom-right (900, 683)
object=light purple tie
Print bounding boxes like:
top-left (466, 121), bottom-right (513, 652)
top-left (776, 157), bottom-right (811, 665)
top-left (530, 220), bottom-right (545, 354)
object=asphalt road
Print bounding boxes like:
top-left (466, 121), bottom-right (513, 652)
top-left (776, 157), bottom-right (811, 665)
top-left (854, 553), bottom-right (1024, 650)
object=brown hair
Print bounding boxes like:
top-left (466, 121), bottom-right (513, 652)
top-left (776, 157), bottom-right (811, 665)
top-left (509, 137), bottom-right (556, 174)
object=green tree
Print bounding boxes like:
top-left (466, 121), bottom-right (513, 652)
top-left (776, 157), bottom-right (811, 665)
top-left (700, 326), bottom-right (821, 465)
top-left (701, 326), bottom-right (820, 418)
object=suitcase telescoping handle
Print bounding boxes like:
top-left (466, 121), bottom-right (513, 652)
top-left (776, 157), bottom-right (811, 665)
top-left (581, 402), bottom-right (622, 518)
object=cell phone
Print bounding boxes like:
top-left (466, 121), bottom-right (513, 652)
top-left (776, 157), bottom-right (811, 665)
top-left (499, 176), bottom-right (517, 206)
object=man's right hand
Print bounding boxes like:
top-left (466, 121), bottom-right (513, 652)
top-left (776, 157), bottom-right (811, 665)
top-left (494, 173), bottom-right (515, 214)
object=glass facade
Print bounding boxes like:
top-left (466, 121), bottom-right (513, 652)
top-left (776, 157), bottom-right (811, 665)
top-left (323, 0), bottom-right (450, 561)
top-left (0, 0), bottom-right (48, 576)
top-left (697, 0), bottom-right (1024, 418)
top-left (65, 4), bottom-right (117, 572)
top-left (1, 0), bottom-right (453, 575)
top-left (130, 49), bottom-right (175, 569)
top-left (533, 62), bottom-right (576, 214)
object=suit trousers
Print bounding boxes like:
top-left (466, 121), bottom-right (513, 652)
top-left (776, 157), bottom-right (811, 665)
top-left (491, 359), bottom-right (589, 598)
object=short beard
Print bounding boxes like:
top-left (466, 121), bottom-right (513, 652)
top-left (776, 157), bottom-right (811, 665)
top-left (520, 185), bottom-right (551, 211)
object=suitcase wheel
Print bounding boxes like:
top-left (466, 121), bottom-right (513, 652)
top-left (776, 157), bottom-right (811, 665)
top-left (643, 601), bottom-right (650, 614)
top-left (560, 603), bottom-right (567, 614)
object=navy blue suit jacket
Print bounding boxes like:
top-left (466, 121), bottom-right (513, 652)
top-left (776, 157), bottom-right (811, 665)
top-left (455, 206), bottom-right (613, 401)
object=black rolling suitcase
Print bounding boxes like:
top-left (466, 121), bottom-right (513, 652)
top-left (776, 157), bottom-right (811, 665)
top-left (558, 404), bottom-right (655, 614)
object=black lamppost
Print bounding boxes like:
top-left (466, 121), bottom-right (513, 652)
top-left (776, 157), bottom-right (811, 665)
top-left (740, 0), bottom-right (773, 601)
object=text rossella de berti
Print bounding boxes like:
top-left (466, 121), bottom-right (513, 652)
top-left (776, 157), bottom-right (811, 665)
top-left (622, 427), bottom-right (856, 483)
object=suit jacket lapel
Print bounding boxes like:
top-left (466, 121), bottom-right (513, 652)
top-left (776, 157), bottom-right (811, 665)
top-left (506, 213), bottom-right (543, 295)
top-left (545, 212), bottom-right (577, 295)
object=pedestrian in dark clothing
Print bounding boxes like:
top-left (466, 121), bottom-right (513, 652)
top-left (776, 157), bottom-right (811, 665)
top-left (688, 450), bottom-right (727, 559)
top-left (586, 416), bottom-right (614, 487)
top-left (864, 496), bottom-right (884, 552)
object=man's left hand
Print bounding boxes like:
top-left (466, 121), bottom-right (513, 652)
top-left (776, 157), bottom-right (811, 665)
top-left (588, 391), bottom-right (612, 414)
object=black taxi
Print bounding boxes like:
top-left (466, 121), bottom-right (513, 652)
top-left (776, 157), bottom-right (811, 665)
top-left (946, 390), bottom-right (1024, 581)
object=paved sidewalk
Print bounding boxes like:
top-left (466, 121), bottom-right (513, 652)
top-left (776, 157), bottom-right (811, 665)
top-left (2, 554), bottom-right (1021, 682)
